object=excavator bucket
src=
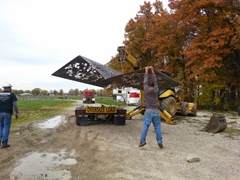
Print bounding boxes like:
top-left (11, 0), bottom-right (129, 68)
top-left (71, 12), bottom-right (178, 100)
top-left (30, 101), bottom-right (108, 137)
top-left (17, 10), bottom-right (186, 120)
top-left (107, 69), bottom-right (181, 90)
top-left (52, 55), bottom-right (122, 87)
top-left (202, 114), bottom-right (227, 133)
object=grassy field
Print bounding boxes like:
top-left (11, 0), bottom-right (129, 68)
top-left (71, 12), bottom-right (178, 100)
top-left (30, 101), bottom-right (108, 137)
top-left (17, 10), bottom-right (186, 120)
top-left (13, 99), bottom-right (76, 125)
top-left (95, 96), bottom-right (125, 106)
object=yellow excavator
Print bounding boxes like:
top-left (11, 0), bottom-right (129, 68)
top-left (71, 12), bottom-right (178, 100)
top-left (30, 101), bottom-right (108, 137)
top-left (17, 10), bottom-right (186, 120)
top-left (117, 46), bottom-right (197, 125)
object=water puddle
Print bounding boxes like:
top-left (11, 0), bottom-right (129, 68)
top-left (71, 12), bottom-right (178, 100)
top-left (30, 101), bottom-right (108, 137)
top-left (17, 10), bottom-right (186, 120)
top-left (10, 151), bottom-right (77, 180)
top-left (38, 115), bottom-right (66, 129)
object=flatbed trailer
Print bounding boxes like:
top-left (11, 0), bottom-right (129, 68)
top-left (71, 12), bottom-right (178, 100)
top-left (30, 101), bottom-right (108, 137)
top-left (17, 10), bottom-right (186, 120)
top-left (75, 105), bottom-right (127, 126)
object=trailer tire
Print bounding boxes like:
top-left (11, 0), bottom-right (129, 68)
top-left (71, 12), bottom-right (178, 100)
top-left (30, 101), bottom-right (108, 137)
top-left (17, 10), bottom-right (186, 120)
top-left (180, 102), bottom-right (188, 116)
top-left (88, 115), bottom-right (95, 121)
top-left (161, 96), bottom-right (177, 117)
top-left (76, 118), bottom-right (80, 125)
top-left (107, 114), bottom-right (114, 123)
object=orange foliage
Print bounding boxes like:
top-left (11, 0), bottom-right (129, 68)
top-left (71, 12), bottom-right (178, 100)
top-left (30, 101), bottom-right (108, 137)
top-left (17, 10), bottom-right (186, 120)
top-left (114, 0), bottom-right (240, 109)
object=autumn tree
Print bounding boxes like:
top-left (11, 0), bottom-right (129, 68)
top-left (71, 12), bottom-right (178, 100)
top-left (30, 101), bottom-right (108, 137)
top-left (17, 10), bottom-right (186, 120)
top-left (68, 89), bottom-right (74, 96)
top-left (53, 90), bottom-right (58, 95)
top-left (124, 1), bottom-right (160, 68)
top-left (122, 1), bottom-right (197, 101)
top-left (74, 89), bottom-right (79, 96)
top-left (24, 90), bottom-right (31, 94)
top-left (122, 0), bottom-right (240, 109)
top-left (169, 0), bottom-right (240, 109)
top-left (59, 89), bottom-right (64, 96)
top-left (138, 1), bottom-right (197, 101)
top-left (31, 88), bottom-right (42, 96)
top-left (42, 90), bottom-right (48, 95)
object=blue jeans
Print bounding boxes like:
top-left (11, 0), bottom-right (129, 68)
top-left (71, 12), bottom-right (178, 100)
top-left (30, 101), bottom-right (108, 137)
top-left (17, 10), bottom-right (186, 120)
top-left (0, 112), bottom-right (12, 147)
top-left (140, 110), bottom-right (162, 143)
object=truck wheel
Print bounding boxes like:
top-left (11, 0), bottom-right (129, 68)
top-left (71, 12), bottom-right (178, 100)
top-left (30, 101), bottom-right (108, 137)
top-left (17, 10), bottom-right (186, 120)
top-left (88, 115), bottom-right (95, 121)
top-left (76, 118), bottom-right (80, 125)
top-left (238, 106), bottom-right (240, 115)
top-left (180, 102), bottom-right (188, 116)
top-left (161, 96), bottom-right (177, 117)
top-left (107, 114), bottom-right (114, 123)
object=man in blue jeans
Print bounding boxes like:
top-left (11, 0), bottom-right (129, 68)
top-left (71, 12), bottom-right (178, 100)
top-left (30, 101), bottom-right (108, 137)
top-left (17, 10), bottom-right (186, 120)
top-left (0, 83), bottom-right (19, 149)
top-left (139, 66), bottom-right (163, 148)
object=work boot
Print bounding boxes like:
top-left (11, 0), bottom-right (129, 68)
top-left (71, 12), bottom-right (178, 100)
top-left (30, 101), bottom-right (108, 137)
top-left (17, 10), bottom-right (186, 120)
top-left (158, 143), bottom-right (163, 149)
top-left (139, 141), bottom-right (146, 147)
top-left (1, 144), bottom-right (10, 149)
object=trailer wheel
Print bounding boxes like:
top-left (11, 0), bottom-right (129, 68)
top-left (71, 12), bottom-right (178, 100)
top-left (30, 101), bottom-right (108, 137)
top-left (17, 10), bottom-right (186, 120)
top-left (161, 96), bottom-right (177, 117)
top-left (88, 115), bottom-right (95, 121)
top-left (238, 106), bottom-right (240, 115)
top-left (76, 118), bottom-right (80, 125)
top-left (180, 102), bottom-right (188, 116)
top-left (107, 114), bottom-right (114, 122)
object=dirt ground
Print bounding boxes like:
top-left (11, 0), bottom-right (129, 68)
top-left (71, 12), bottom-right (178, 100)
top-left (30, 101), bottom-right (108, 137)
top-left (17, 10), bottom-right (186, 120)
top-left (0, 100), bottom-right (240, 180)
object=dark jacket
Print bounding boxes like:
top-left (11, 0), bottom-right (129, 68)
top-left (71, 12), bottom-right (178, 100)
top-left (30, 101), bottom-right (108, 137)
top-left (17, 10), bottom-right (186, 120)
top-left (0, 91), bottom-right (18, 115)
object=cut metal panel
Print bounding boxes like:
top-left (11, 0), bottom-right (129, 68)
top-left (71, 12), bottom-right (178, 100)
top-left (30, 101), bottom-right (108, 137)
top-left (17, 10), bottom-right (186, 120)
top-left (52, 55), bottom-right (122, 87)
top-left (107, 69), bottom-right (181, 90)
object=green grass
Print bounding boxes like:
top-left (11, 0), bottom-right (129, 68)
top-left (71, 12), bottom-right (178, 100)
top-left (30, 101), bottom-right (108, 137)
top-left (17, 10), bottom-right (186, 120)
top-left (221, 128), bottom-right (240, 137)
top-left (95, 96), bottom-right (125, 106)
top-left (13, 100), bottom-right (75, 125)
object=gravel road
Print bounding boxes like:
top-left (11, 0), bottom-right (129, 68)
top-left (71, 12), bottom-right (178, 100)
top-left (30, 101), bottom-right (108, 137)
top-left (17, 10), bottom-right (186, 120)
top-left (0, 101), bottom-right (240, 180)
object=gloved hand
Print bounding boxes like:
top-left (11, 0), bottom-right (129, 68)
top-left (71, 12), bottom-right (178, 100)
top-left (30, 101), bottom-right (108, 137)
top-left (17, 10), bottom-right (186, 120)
top-left (150, 66), bottom-right (154, 73)
top-left (145, 66), bottom-right (149, 73)
top-left (15, 113), bottom-right (19, 119)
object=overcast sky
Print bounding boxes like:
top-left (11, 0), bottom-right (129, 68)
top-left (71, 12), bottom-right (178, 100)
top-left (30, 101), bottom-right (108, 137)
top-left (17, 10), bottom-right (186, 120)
top-left (0, 0), bottom-right (168, 92)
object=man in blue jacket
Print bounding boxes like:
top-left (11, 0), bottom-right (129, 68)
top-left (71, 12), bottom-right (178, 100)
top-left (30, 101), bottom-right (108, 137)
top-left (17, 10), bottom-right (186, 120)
top-left (0, 83), bottom-right (19, 149)
top-left (139, 66), bottom-right (163, 149)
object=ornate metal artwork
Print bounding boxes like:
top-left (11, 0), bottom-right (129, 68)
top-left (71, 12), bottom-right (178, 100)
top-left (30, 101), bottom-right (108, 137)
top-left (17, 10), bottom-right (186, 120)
top-left (52, 55), bottom-right (181, 89)
top-left (52, 55), bottom-right (122, 87)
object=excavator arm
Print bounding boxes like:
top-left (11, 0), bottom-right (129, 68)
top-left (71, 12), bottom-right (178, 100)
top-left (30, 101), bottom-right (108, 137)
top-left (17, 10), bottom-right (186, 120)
top-left (117, 46), bottom-right (140, 71)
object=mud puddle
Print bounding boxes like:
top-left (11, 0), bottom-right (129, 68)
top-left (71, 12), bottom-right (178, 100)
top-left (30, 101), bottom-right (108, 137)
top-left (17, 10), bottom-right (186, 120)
top-left (38, 115), bottom-right (66, 129)
top-left (10, 150), bottom-right (77, 180)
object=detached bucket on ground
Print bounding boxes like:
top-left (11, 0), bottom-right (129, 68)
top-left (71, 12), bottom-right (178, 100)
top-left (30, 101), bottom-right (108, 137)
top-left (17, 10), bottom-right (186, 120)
top-left (202, 113), bottom-right (227, 133)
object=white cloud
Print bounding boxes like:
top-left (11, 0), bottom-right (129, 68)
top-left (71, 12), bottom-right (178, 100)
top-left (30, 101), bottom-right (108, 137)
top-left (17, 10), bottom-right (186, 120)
top-left (0, 0), bottom-right (169, 92)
